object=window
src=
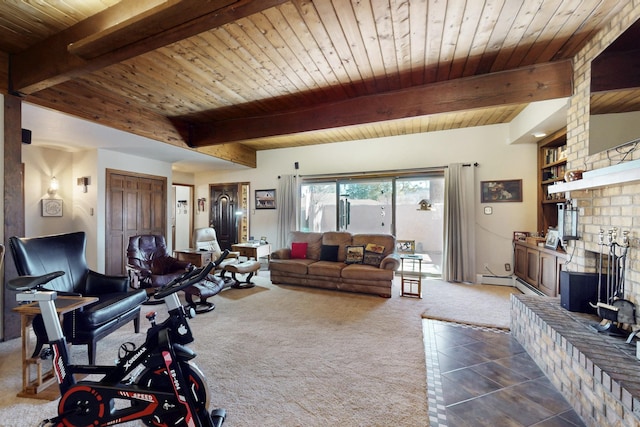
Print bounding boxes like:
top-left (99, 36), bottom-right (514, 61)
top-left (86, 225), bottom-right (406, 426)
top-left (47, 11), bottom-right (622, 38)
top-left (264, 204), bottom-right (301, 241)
top-left (300, 171), bottom-right (444, 276)
top-left (338, 179), bottom-right (392, 233)
top-left (300, 182), bottom-right (336, 232)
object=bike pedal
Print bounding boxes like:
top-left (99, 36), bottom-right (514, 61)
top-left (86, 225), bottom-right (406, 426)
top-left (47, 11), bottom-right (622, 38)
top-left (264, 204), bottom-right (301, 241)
top-left (211, 408), bottom-right (226, 427)
top-left (39, 347), bottom-right (53, 360)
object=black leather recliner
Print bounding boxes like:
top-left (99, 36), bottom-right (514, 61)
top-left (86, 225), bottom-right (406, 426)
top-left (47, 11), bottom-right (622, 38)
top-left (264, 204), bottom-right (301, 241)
top-left (9, 231), bottom-right (148, 364)
top-left (125, 234), bottom-right (192, 289)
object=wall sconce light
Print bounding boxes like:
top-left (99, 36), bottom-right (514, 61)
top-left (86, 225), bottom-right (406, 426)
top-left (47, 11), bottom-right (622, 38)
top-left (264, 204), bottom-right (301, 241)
top-left (77, 176), bottom-right (90, 193)
top-left (47, 176), bottom-right (59, 196)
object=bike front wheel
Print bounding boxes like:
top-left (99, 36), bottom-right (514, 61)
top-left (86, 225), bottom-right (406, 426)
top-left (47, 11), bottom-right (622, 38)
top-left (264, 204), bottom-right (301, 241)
top-left (137, 361), bottom-right (212, 426)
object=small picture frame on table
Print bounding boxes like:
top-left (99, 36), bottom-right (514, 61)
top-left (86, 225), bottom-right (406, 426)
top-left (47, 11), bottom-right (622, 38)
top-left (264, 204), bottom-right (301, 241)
top-left (396, 240), bottom-right (415, 254)
top-left (544, 230), bottom-right (560, 250)
top-left (513, 231), bottom-right (529, 242)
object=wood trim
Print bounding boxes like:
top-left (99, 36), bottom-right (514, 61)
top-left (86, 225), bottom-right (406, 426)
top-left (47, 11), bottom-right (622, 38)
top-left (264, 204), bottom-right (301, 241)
top-left (3, 95), bottom-right (25, 340)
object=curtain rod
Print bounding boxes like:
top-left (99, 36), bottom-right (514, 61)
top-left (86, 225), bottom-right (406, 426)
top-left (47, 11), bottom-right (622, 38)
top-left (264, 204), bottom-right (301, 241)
top-left (298, 163), bottom-right (478, 180)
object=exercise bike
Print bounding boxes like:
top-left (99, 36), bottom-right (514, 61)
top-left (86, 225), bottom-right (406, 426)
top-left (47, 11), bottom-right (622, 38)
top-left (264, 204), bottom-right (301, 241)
top-left (8, 250), bottom-right (230, 427)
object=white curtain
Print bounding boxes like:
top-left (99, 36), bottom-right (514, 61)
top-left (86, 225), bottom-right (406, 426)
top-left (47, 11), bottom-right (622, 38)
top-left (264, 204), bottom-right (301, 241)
top-left (276, 174), bottom-right (297, 250)
top-left (442, 163), bottom-right (476, 283)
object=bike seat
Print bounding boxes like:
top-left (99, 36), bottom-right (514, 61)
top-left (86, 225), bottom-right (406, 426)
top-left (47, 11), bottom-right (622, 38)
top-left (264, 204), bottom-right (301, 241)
top-left (7, 271), bottom-right (65, 291)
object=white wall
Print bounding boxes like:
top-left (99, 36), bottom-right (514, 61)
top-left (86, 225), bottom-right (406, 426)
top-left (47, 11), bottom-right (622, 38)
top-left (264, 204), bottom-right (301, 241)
top-left (21, 146), bottom-right (174, 271)
top-left (22, 146), bottom-right (77, 236)
top-left (18, 120), bottom-right (539, 279)
top-left (194, 123), bottom-right (539, 277)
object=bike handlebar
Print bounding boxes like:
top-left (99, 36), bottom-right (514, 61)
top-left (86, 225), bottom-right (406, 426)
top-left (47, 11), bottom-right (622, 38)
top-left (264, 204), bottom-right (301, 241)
top-left (153, 249), bottom-right (230, 300)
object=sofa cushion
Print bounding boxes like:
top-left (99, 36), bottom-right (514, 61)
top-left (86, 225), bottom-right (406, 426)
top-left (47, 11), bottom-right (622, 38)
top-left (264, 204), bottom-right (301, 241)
top-left (352, 234), bottom-right (396, 257)
top-left (345, 245), bottom-right (365, 264)
top-left (363, 242), bottom-right (385, 266)
top-left (269, 258), bottom-right (314, 275)
top-left (289, 231), bottom-right (323, 260)
top-left (322, 232), bottom-right (353, 261)
top-left (308, 260), bottom-right (344, 278)
top-left (342, 264), bottom-right (394, 281)
top-left (291, 242), bottom-right (308, 259)
top-left (320, 244), bottom-right (339, 262)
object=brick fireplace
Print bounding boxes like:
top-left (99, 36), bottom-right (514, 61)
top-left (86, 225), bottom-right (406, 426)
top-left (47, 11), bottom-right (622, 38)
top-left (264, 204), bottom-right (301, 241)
top-left (511, 295), bottom-right (640, 426)
top-left (562, 1), bottom-right (640, 305)
top-left (516, 7), bottom-right (640, 425)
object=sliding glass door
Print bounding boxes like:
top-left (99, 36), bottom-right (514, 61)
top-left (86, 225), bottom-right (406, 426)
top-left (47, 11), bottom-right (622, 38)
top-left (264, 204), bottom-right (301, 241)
top-left (338, 179), bottom-right (393, 233)
top-left (300, 182), bottom-right (337, 232)
top-left (395, 176), bottom-right (444, 275)
top-left (299, 173), bottom-right (444, 277)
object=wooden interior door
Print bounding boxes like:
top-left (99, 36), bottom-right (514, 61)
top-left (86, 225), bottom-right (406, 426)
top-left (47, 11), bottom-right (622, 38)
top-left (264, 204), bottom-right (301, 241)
top-left (106, 169), bottom-right (167, 275)
top-left (209, 184), bottom-right (239, 251)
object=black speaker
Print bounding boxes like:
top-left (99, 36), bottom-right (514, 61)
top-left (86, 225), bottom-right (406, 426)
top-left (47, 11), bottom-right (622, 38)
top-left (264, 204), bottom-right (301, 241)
top-left (560, 271), bottom-right (604, 314)
top-left (21, 128), bottom-right (32, 144)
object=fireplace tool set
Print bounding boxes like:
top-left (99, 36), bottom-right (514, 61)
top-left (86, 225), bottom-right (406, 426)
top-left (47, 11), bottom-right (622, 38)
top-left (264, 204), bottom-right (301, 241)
top-left (591, 228), bottom-right (637, 338)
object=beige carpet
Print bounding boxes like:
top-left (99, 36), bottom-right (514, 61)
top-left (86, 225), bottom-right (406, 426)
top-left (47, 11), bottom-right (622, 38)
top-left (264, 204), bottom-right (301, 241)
top-left (0, 274), bottom-right (431, 427)
top-left (420, 279), bottom-right (521, 329)
top-left (0, 274), bottom-right (517, 426)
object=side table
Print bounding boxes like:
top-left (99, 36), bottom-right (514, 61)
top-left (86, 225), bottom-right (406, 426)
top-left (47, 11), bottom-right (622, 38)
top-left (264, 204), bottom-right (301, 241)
top-left (400, 254), bottom-right (423, 298)
top-left (174, 249), bottom-right (214, 267)
top-left (231, 243), bottom-right (271, 261)
top-left (13, 295), bottom-right (98, 400)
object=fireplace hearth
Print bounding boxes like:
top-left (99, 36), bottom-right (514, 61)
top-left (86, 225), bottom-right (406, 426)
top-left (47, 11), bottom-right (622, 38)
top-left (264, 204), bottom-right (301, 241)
top-left (511, 294), bottom-right (640, 427)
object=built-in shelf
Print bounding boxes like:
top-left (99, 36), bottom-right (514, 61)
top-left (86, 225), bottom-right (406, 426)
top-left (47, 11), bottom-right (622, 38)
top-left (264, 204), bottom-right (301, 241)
top-left (548, 158), bottom-right (640, 194)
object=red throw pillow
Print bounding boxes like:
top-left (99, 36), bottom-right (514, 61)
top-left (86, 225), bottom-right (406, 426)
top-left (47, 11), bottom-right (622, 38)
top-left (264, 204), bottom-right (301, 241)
top-left (291, 242), bottom-right (308, 259)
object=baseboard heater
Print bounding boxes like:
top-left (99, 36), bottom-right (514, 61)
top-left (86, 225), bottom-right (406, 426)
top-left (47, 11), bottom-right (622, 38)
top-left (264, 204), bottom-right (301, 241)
top-left (514, 277), bottom-right (545, 296)
top-left (476, 274), bottom-right (513, 286)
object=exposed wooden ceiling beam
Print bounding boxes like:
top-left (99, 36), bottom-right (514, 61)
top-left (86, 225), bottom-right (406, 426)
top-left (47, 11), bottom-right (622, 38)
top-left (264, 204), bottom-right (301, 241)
top-left (10, 0), bottom-right (288, 95)
top-left (26, 82), bottom-right (257, 168)
top-left (67, 0), bottom-right (238, 59)
top-left (190, 60), bottom-right (574, 146)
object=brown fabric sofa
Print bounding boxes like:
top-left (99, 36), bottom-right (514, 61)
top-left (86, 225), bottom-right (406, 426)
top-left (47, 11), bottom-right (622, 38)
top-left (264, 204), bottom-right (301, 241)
top-left (269, 231), bottom-right (400, 297)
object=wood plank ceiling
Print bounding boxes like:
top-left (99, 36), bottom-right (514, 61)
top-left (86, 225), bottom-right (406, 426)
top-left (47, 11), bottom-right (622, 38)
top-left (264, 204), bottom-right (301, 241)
top-left (0, 1), bottom-right (636, 167)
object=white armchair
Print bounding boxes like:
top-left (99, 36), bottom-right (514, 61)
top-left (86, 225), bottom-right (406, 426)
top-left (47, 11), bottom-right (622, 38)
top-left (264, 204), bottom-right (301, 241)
top-left (192, 227), bottom-right (239, 268)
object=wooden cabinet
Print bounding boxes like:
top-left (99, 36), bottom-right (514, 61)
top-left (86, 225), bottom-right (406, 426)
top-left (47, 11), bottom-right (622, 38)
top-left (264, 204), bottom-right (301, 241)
top-left (514, 243), bottom-right (527, 278)
top-left (538, 129), bottom-right (567, 233)
top-left (514, 241), bottom-right (565, 297)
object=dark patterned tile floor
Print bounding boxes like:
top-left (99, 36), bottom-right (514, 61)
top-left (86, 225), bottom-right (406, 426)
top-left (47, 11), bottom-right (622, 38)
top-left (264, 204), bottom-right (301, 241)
top-left (423, 319), bottom-right (586, 427)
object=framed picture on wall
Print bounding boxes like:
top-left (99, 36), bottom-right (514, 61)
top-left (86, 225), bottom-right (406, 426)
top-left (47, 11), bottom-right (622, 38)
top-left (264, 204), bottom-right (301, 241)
top-left (42, 198), bottom-right (63, 217)
top-left (255, 189), bottom-right (276, 209)
top-left (480, 179), bottom-right (523, 203)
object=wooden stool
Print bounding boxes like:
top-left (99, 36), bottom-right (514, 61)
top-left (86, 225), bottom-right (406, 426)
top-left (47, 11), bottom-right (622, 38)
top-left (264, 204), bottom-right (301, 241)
top-left (221, 260), bottom-right (260, 288)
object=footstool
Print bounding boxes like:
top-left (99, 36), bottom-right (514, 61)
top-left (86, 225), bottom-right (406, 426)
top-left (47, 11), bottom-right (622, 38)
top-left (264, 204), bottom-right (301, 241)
top-left (221, 260), bottom-right (260, 289)
top-left (183, 275), bottom-right (228, 314)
